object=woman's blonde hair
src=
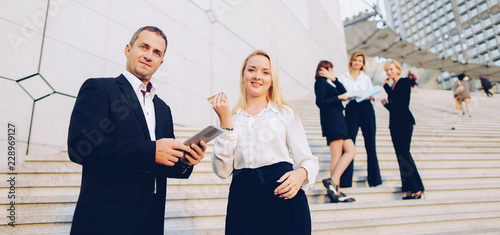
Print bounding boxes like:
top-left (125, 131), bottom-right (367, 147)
top-left (233, 50), bottom-right (291, 115)
top-left (384, 60), bottom-right (402, 75)
top-left (348, 52), bottom-right (366, 72)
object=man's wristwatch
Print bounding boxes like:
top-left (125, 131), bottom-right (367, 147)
top-left (222, 127), bottom-right (233, 131)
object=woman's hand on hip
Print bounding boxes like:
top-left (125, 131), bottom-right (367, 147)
top-left (274, 167), bottom-right (307, 200)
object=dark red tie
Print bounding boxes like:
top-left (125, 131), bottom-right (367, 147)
top-left (141, 83), bottom-right (153, 97)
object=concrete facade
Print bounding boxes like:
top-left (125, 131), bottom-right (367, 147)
top-left (0, 0), bottom-right (347, 160)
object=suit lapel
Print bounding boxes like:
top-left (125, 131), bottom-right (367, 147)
top-left (116, 75), bottom-right (151, 140)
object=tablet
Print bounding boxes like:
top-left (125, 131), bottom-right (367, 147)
top-left (183, 125), bottom-right (224, 145)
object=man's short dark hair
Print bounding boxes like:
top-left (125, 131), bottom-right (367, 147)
top-left (129, 26), bottom-right (168, 54)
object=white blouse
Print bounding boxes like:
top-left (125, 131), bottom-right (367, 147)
top-left (211, 103), bottom-right (319, 191)
top-left (338, 71), bottom-right (374, 105)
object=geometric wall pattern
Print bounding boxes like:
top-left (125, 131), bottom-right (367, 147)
top-left (0, 0), bottom-right (348, 158)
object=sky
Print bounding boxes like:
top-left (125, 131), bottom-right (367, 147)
top-left (339, 0), bottom-right (386, 21)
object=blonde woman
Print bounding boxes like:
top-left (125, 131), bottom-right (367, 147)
top-left (381, 60), bottom-right (424, 200)
top-left (338, 52), bottom-right (382, 188)
top-left (211, 50), bottom-right (319, 234)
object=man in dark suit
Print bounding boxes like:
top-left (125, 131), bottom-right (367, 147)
top-left (67, 26), bottom-right (206, 235)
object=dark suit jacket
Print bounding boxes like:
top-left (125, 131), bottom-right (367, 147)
top-left (67, 74), bottom-right (193, 235)
top-left (314, 77), bottom-right (349, 137)
top-left (383, 77), bottom-right (416, 129)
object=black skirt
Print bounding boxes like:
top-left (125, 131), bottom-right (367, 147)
top-left (225, 162), bottom-right (311, 235)
top-left (326, 133), bottom-right (351, 145)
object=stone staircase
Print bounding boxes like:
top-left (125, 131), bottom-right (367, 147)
top-left (1, 89), bottom-right (500, 234)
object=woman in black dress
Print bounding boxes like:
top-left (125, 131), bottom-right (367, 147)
top-left (381, 60), bottom-right (424, 200)
top-left (314, 60), bottom-right (356, 203)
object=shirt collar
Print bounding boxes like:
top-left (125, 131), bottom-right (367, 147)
top-left (235, 102), bottom-right (280, 116)
top-left (122, 70), bottom-right (157, 97)
top-left (345, 71), bottom-right (366, 81)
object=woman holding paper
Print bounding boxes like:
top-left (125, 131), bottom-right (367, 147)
top-left (314, 60), bottom-right (356, 203)
top-left (211, 50), bottom-right (319, 234)
top-left (381, 60), bottom-right (424, 200)
top-left (338, 52), bottom-right (382, 188)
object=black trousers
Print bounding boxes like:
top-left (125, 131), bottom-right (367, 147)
top-left (225, 162), bottom-right (311, 235)
top-left (340, 100), bottom-right (382, 187)
top-left (390, 124), bottom-right (425, 193)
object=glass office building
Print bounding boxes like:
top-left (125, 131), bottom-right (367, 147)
top-left (384, 0), bottom-right (500, 67)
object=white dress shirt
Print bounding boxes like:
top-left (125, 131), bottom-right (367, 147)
top-left (211, 103), bottom-right (319, 191)
top-left (338, 71), bottom-right (374, 105)
top-left (123, 70), bottom-right (157, 140)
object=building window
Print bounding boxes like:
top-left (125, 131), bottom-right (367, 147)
top-left (486, 27), bottom-right (495, 37)
top-left (442, 24), bottom-right (449, 32)
top-left (484, 17), bottom-right (493, 27)
top-left (459, 4), bottom-right (467, 13)
top-left (465, 27), bottom-right (473, 36)
top-left (482, 53), bottom-right (490, 62)
top-left (423, 8), bottom-right (429, 16)
top-left (462, 13), bottom-right (469, 22)
top-left (471, 47), bottom-right (478, 56)
top-left (439, 7), bottom-right (445, 16)
top-left (450, 20), bottom-right (457, 28)
top-left (455, 44), bottom-right (462, 52)
top-left (434, 30), bottom-right (441, 38)
top-left (453, 34), bottom-right (460, 43)
top-left (470, 8), bottom-right (478, 18)
top-left (468, 37), bottom-right (476, 46)
top-left (474, 22), bottom-right (482, 31)
top-left (447, 48), bottom-right (454, 57)
top-left (468, 0), bottom-right (476, 7)
top-left (480, 2), bottom-right (489, 12)
top-left (433, 21), bottom-right (439, 29)
top-left (479, 43), bottom-right (487, 52)
top-left (426, 25), bottom-right (433, 33)
top-left (440, 16), bottom-right (447, 24)
top-left (418, 21), bottom-right (424, 29)
top-left (492, 49), bottom-right (500, 58)
top-left (477, 32), bottom-right (485, 41)
top-left (489, 38), bottom-right (498, 47)
top-left (495, 12), bottom-right (500, 22)
top-left (491, 0), bottom-right (499, 6)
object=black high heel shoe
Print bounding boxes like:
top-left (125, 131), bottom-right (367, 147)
top-left (411, 191), bottom-right (424, 199)
top-left (322, 178), bottom-right (339, 203)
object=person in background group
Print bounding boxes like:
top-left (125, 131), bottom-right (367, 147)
top-left (480, 75), bottom-right (494, 97)
top-left (338, 52), bottom-right (382, 188)
top-left (381, 60), bottom-right (424, 200)
top-left (454, 73), bottom-right (473, 117)
top-left (67, 26), bottom-right (206, 235)
top-left (314, 60), bottom-right (356, 203)
top-left (211, 50), bottom-right (319, 235)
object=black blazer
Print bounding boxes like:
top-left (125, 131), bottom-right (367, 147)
top-left (383, 77), bottom-right (416, 129)
top-left (314, 77), bottom-right (349, 137)
top-left (67, 75), bottom-right (192, 235)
